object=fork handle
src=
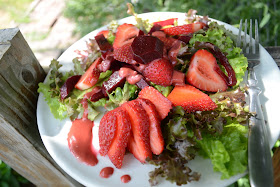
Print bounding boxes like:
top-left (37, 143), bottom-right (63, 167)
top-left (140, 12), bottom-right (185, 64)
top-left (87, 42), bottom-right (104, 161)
top-left (247, 66), bottom-right (274, 187)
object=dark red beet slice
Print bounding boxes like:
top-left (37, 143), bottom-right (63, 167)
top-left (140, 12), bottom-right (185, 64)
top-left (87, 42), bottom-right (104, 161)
top-left (136, 78), bottom-right (150, 89)
top-left (82, 86), bottom-right (106, 102)
top-left (195, 41), bottom-right (237, 86)
top-left (95, 34), bottom-right (113, 53)
top-left (148, 24), bottom-right (162, 35)
top-left (177, 34), bottom-right (193, 44)
top-left (131, 35), bottom-right (164, 64)
top-left (88, 87), bottom-right (106, 102)
top-left (102, 71), bottom-right (126, 96)
top-left (60, 75), bottom-right (81, 100)
top-left (138, 30), bottom-right (145, 36)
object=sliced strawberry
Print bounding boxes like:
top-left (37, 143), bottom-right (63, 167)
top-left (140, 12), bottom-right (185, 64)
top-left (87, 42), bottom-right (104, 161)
top-left (142, 58), bottom-right (173, 86)
top-left (153, 18), bottom-right (178, 27)
top-left (113, 43), bottom-right (134, 64)
top-left (138, 86), bottom-right (172, 120)
top-left (113, 23), bottom-right (139, 49)
top-left (162, 22), bottom-right (205, 36)
top-left (137, 98), bottom-right (164, 155)
top-left (167, 84), bottom-right (217, 113)
top-left (107, 108), bottom-right (131, 168)
top-left (75, 58), bottom-right (102, 90)
top-left (186, 49), bottom-right (228, 92)
top-left (97, 30), bottom-right (110, 38)
top-left (98, 109), bottom-right (117, 156)
top-left (122, 100), bottom-right (152, 163)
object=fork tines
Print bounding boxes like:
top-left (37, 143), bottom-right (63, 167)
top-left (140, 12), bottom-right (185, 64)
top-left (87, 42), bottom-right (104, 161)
top-left (237, 19), bottom-right (259, 57)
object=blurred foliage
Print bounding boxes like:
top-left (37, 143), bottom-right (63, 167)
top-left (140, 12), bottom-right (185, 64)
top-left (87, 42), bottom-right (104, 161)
top-left (0, 160), bottom-right (30, 187)
top-left (0, 0), bottom-right (32, 24)
top-left (64, 0), bottom-right (279, 46)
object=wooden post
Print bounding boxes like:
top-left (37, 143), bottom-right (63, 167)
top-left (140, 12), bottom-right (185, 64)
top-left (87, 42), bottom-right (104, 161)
top-left (0, 28), bottom-right (81, 186)
top-left (265, 46), bottom-right (280, 68)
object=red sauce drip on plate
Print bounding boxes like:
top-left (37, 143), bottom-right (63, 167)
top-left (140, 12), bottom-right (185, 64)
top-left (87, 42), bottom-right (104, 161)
top-left (67, 118), bottom-right (98, 166)
top-left (121, 175), bottom-right (131, 183)
top-left (99, 167), bottom-right (114, 178)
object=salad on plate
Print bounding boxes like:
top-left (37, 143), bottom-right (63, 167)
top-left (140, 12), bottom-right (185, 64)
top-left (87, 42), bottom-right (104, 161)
top-left (38, 4), bottom-right (251, 186)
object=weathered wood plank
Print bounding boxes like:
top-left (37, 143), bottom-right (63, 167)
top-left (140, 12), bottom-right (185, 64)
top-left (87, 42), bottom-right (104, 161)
top-left (273, 147), bottom-right (280, 186)
top-left (0, 28), bottom-right (81, 186)
top-left (265, 46), bottom-right (280, 67)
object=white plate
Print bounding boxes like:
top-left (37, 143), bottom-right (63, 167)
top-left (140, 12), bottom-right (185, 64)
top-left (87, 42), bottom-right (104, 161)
top-left (37, 12), bottom-right (280, 187)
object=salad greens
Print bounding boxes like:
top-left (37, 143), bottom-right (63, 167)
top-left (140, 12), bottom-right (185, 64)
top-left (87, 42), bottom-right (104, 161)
top-left (149, 88), bottom-right (250, 185)
top-left (38, 9), bottom-right (250, 186)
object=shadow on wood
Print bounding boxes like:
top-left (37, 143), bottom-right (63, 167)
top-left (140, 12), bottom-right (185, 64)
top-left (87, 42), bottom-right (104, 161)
top-left (0, 28), bottom-right (82, 186)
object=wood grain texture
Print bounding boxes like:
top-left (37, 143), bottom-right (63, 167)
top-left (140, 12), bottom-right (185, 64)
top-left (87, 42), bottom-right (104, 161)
top-left (273, 147), bottom-right (280, 186)
top-left (0, 28), bottom-right (81, 186)
top-left (265, 46), bottom-right (280, 68)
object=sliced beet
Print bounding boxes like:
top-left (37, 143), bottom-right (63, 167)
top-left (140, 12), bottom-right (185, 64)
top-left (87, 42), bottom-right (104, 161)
top-left (131, 35), bottom-right (164, 64)
top-left (95, 34), bottom-right (112, 52)
top-left (136, 78), bottom-right (150, 89)
top-left (177, 34), bottom-right (193, 44)
top-left (89, 87), bottom-right (106, 102)
top-left (148, 24), bottom-right (162, 35)
top-left (138, 30), bottom-right (145, 36)
top-left (102, 71), bottom-right (126, 96)
top-left (60, 75), bottom-right (81, 100)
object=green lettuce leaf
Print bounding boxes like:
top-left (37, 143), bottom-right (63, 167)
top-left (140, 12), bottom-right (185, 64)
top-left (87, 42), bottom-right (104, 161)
top-left (150, 82), bottom-right (173, 97)
top-left (38, 82), bottom-right (68, 119)
top-left (38, 59), bottom-right (74, 120)
top-left (105, 81), bottom-right (139, 110)
top-left (196, 123), bottom-right (248, 179)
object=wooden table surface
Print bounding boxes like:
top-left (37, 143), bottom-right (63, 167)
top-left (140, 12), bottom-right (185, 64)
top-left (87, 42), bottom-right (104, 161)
top-left (265, 46), bottom-right (280, 68)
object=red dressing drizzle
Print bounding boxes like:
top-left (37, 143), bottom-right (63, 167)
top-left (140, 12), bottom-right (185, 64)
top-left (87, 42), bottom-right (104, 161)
top-left (121, 175), bottom-right (131, 183)
top-left (99, 167), bottom-right (114, 178)
top-left (119, 67), bottom-right (143, 85)
top-left (67, 118), bottom-right (98, 166)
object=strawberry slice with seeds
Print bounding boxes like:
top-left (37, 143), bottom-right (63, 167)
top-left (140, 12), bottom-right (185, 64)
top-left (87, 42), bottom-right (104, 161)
top-left (113, 43), bottom-right (134, 64)
top-left (186, 49), bottom-right (228, 92)
top-left (107, 108), bottom-right (131, 168)
top-left (162, 22), bottom-right (205, 35)
top-left (99, 110), bottom-right (117, 156)
top-left (122, 100), bottom-right (152, 163)
top-left (113, 23), bottom-right (140, 49)
top-left (137, 98), bottom-right (164, 155)
top-left (167, 84), bottom-right (217, 113)
top-left (75, 57), bottom-right (102, 90)
top-left (139, 86), bottom-right (172, 120)
top-left (143, 58), bottom-right (173, 86)
top-left (153, 18), bottom-right (178, 27)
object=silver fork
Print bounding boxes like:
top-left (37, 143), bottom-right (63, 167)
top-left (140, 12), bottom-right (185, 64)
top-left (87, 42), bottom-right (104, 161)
top-left (237, 19), bottom-right (274, 187)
